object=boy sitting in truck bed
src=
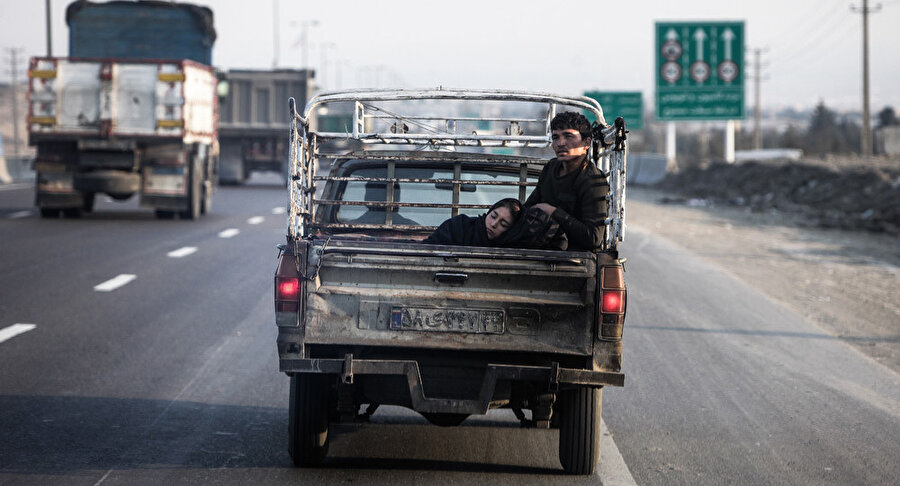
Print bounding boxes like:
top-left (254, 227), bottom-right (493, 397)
top-left (526, 112), bottom-right (610, 251)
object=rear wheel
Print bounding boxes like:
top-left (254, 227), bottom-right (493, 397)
top-left (39, 207), bottom-right (61, 218)
top-left (82, 193), bottom-right (95, 213)
top-left (62, 207), bottom-right (83, 218)
top-left (180, 158), bottom-right (202, 220)
top-left (288, 374), bottom-right (331, 467)
top-left (558, 387), bottom-right (602, 475)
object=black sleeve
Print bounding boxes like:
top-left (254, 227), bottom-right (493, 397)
top-left (551, 171), bottom-right (609, 250)
top-left (423, 217), bottom-right (457, 244)
top-left (524, 162), bottom-right (551, 207)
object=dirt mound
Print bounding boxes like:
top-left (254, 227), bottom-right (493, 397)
top-left (653, 159), bottom-right (900, 235)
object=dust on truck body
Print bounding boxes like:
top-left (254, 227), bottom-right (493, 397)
top-left (275, 89), bottom-right (628, 475)
top-left (27, 0), bottom-right (218, 219)
top-left (217, 69), bottom-right (315, 184)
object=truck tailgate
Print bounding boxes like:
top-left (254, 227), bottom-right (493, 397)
top-left (302, 238), bottom-right (598, 356)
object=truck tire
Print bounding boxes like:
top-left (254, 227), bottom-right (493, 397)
top-left (63, 207), bottom-right (83, 218)
top-left (288, 374), bottom-right (330, 467)
top-left (154, 209), bottom-right (175, 219)
top-left (83, 193), bottom-right (95, 213)
top-left (180, 158), bottom-right (202, 220)
top-left (40, 207), bottom-right (61, 218)
top-left (558, 386), bottom-right (602, 475)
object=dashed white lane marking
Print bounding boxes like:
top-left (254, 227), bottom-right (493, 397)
top-left (0, 324), bottom-right (36, 344)
top-left (272, 207), bottom-right (286, 215)
top-left (247, 216), bottom-right (265, 225)
top-left (9, 210), bottom-right (31, 219)
top-left (94, 274), bottom-right (136, 292)
top-left (167, 246), bottom-right (197, 258)
top-left (218, 228), bottom-right (239, 238)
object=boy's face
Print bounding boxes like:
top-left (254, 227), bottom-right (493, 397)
top-left (551, 128), bottom-right (591, 162)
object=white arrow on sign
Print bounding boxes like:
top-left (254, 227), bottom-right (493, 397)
top-left (693, 28), bottom-right (707, 62)
top-left (666, 28), bottom-right (679, 41)
top-left (722, 28), bottom-right (735, 61)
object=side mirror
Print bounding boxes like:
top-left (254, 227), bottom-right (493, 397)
top-left (216, 80), bottom-right (230, 98)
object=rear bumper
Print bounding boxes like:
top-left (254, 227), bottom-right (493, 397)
top-left (281, 355), bottom-right (624, 415)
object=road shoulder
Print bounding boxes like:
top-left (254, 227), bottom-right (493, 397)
top-left (624, 186), bottom-right (900, 374)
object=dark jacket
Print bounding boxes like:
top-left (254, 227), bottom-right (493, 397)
top-left (423, 214), bottom-right (491, 246)
top-left (524, 158), bottom-right (609, 251)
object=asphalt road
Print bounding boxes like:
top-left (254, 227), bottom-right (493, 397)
top-left (1, 176), bottom-right (897, 485)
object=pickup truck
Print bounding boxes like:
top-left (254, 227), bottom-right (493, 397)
top-left (274, 89), bottom-right (628, 475)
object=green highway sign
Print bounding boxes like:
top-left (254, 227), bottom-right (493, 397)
top-left (655, 21), bottom-right (745, 121)
top-left (583, 91), bottom-right (644, 130)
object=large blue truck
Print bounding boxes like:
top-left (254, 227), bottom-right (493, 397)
top-left (28, 0), bottom-right (218, 219)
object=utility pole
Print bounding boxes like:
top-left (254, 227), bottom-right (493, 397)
top-left (7, 48), bottom-right (25, 157)
top-left (748, 47), bottom-right (769, 150)
top-left (46, 0), bottom-right (52, 56)
top-left (852, 0), bottom-right (881, 157)
top-left (272, 0), bottom-right (278, 68)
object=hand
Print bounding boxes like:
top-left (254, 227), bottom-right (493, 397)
top-left (533, 203), bottom-right (557, 216)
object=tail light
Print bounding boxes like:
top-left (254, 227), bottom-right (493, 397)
top-left (598, 264), bottom-right (626, 341)
top-left (274, 242), bottom-right (306, 325)
top-left (28, 58), bottom-right (58, 128)
top-left (275, 277), bottom-right (300, 312)
top-left (156, 63), bottom-right (185, 131)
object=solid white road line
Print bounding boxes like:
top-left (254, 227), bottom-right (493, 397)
top-left (167, 246), bottom-right (197, 258)
top-left (94, 274), bottom-right (136, 292)
top-left (271, 207), bottom-right (286, 215)
top-left (0, 324), bottom-right (37, 344)
top-left (8, 210), bottom-right (31, 219)
top-left (218, 228), bottom-right (239, 238)
top-left (599, 419), bottom-right (638, 485)
top-left (247, 216), bottom-right (265, 225)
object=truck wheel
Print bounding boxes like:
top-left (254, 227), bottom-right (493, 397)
top-left (83, 193), bottom-right (95, 213)
top-left (63, 207), bottom-right (83, 218)
top-left (557, 387), bottom-right (602, 475)
top-left (180, 159), bottom-right (202, 220)
top-left (288, 374), bottom-right (330, 467)
top-left (40, 208), bottom-right (61, 218)
top-left (155, 209), bottom-right (175, 219)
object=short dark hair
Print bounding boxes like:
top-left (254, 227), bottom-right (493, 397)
top-left (489, 198), bottom-right (522, 220)
top-left (550, 111), bottom-right (592, 140)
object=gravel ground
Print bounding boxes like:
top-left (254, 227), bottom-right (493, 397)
top-left (625, 184), bottom-right (900, 375)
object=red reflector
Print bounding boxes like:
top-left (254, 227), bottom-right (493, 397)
top-left (278, 278), bottom-right (299, 298)
top-left (601, 290), bottom-right (624, 314)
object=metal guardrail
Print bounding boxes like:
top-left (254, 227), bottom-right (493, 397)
top-left (0, 156), bottom-right (35, 184)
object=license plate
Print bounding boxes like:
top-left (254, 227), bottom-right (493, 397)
top-left (390, 307), bottom-right (505, 334)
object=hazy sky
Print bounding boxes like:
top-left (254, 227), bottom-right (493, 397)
top-left (2, 0), bottom-right (898, 112)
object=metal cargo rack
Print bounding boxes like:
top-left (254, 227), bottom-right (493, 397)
top-left (286, 88), bottom-right (628, 251)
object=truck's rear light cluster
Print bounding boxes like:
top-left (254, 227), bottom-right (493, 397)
top-left (275, 277), bottom-right (300, 312)
top-left (598, 265), bottom-right (626, 341)
top-left (156, 64), bottom-right (184, 132)
top-left (28, 58), bottom-right (58, 128)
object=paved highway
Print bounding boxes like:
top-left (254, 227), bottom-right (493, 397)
top-left (1, 178), bottom-right (897, 485)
